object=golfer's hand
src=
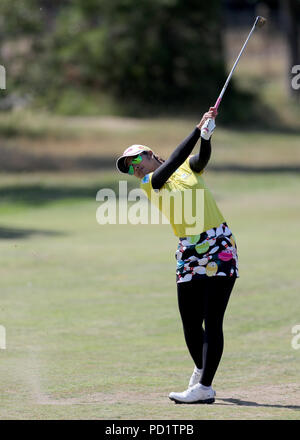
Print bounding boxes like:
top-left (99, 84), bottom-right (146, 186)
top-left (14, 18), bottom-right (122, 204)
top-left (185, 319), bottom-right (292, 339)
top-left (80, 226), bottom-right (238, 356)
top-left (197, 107), bottom-right (218, 129)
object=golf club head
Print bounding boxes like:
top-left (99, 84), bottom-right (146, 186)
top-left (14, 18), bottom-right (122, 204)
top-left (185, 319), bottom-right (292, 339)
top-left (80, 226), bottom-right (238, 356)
top-left (255, 16), bottom-right (267, 28)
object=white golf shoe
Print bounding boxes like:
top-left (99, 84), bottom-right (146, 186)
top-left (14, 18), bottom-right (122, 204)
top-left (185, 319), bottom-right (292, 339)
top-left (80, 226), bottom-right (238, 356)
top-left (188, 367), bottom-right (216, 397)
top-left (169, 383), bottom-right (215, 404)
top-left (188, 367), bottom-right (203, 388)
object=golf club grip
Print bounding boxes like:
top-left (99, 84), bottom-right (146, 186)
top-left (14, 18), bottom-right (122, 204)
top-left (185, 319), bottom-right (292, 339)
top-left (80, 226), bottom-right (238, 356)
top-left (214, 97), bottom-right (222, 110)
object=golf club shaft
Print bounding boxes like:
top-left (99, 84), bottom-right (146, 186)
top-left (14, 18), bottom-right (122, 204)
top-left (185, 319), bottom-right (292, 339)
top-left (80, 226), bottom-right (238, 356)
top-left (214, 16), bottom-right (260, 110)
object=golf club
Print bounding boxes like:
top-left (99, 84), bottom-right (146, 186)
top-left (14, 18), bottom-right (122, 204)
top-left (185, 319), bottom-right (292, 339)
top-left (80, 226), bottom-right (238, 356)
top-left (215, 15), bottom-right (266, 110)
top-left (201, 16), bottom-right (266, 137)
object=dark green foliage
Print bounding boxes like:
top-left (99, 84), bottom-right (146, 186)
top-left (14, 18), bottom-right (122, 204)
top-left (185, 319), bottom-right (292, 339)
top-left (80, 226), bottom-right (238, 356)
top-left (0, 0), bottom-right (258, 119)
top-left (91, 0), bottom-right (227, 111)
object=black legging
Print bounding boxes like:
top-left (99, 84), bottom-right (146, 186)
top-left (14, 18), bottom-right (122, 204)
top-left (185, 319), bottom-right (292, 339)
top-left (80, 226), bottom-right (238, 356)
top-left (177, 276), bottom-right (237, 387)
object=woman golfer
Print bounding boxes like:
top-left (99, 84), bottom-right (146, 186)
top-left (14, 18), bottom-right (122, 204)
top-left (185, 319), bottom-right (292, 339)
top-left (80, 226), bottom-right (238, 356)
top-left (116, 107), bottom-right (239, 404)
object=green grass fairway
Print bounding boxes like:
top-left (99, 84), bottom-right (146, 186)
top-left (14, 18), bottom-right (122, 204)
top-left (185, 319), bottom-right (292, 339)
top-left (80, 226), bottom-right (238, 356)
top-left (0, 167), bottom-right (300, 420)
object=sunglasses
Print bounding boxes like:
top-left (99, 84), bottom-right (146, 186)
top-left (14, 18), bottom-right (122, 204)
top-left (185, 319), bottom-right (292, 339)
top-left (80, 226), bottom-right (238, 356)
top-left (127, 154), bottom-right (143, 175)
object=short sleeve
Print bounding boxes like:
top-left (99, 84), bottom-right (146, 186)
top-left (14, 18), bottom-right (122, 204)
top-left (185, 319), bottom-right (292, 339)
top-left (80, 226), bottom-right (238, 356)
top-left (140, 172), bottom-right (163, 194)
top-left (140, 172), bottom-right (155, 196)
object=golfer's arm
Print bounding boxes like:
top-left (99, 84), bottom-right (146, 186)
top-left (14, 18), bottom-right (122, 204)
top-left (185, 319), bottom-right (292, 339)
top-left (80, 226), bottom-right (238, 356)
top-left (189, 137), bottom-right (211, 173)
top-left (151, 127), bottom-right (201, 190)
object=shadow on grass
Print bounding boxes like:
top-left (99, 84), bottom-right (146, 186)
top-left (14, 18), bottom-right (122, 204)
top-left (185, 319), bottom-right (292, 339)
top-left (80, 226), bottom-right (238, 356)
top-left (0, 182), bottom-right (136, 206)
top-left (0, 184), bottom-right (101, 205)
top-left (209, 164), bottom-right (300, 173)
top-left (0, 144), bottom-right (117, 172)
top-left (1, 139), bottom-right (300, 174)
top-left (0, 226), bottom-right (65, 240)
top-left (216, 397), bottom-right (300, 410)
top-left (0, 162), bottom-right (299, 209)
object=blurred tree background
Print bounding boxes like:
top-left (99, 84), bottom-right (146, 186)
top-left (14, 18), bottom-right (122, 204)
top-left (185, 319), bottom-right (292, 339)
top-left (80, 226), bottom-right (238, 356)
top-left (0, 0), bottom-right (299, 125)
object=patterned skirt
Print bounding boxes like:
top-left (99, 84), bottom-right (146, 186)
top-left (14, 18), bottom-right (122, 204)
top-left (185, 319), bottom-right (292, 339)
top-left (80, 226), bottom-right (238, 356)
top-left (175, 222), bottom-right (239, 283)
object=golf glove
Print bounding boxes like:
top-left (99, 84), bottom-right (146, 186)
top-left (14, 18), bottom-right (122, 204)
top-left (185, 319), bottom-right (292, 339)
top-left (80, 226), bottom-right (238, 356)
top-left (201, 118), bottom-right (216, 140)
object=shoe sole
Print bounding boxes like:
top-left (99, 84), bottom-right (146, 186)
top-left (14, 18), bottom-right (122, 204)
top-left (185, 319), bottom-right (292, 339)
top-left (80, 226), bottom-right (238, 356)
top-left (169, 397), bottom-right (215, 405)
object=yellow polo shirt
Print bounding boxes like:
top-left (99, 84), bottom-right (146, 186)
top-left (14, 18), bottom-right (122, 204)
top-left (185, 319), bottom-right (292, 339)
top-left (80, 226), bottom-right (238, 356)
top-left (140, 156), bottom-right (225, 237)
